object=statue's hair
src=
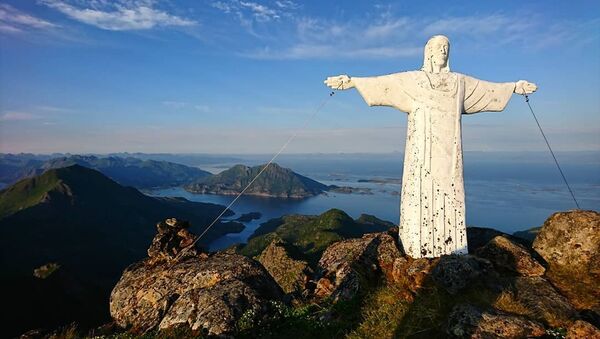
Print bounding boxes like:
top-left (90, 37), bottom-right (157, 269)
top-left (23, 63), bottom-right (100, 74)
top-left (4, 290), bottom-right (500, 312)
top-left (421, 35), bottom-right (450, 73)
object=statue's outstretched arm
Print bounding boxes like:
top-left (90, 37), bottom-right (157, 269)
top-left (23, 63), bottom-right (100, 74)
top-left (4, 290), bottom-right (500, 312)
top-left (324, 75), bottom-right (354, 90)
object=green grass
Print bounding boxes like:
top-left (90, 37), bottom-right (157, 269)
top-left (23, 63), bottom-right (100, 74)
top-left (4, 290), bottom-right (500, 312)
top-left (0, 169), bottom-right (61, 218)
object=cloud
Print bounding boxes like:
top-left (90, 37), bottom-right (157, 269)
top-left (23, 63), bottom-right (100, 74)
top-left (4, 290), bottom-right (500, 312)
top-left (244, 44), bottom-right (421, 60)
top-left (238, 7), bottom-right (598, 60)
top-left (0, 112), bottom-right (41, 122)
top-left (0, 3), bottom-right (57, 34)
top-left (275, 1), bottom-right (300, 9)
top-left (40, 0), bottom-right (196, 31)
top-left (239, 2), bottom-right (279, 21)
top-left (212, 0), bottom-right (296, 25)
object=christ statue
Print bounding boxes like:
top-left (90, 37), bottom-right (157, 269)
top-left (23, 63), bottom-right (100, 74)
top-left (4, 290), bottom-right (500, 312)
top-left (325, 35), bottom-right (537, 258)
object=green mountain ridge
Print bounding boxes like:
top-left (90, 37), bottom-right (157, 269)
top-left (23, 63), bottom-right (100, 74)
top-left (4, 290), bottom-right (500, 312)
top-left (186, 163), bottom-right (329, 198)
top-left (240, 208), bottom-right (395, 265)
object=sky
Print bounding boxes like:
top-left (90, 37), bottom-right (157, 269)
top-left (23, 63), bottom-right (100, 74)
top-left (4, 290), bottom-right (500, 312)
top-left (0, 0), bottom-right (599, 154)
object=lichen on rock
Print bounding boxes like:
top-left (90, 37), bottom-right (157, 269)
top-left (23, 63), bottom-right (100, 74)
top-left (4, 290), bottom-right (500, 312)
top-left (533, 210), bottom-right (600, 311)
top-left (477, 235), bottom-right (545, 277)
top-left (109, 218), bottom-right (283, 337)
top-left (257, 239), bottom-right (313, 295)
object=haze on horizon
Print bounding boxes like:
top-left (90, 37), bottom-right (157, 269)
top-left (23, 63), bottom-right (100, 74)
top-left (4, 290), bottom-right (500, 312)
top-left (1, 0), bottom-right (599, 154)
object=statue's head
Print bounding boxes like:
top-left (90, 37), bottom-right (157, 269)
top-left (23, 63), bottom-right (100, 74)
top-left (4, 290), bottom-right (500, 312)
top-left (421, 35), bottom-right (450, 73)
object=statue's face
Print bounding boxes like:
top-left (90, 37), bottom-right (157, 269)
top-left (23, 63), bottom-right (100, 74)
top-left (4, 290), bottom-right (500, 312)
top-left (430, 38), bottom-right (449, 67)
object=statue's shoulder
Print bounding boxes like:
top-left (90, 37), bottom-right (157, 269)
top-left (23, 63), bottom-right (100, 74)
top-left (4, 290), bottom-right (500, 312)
top-left (383, 70), bottom-right (422, 81)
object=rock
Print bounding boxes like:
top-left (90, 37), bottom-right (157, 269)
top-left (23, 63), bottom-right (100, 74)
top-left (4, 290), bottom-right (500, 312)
top-left (566, 320), bottom-right (600, 339)
top-left (447, 304), bottom-right (546, 338)
top-left (33, 262), bottom-right (61, 279)
top-left (394, 257), bottom-right (435, 294)
top-left (110, 252), bottom-right (283, 336)
top-left (430, 255), bottom-right (493, 295)
top-left (476, 235), bottom-right (545, 276)
top-left (533, 210), bottom-right (600, 310)
top-left (371, 230), bottom-right (404, 280)
top-left (257, 239), bottom-right (313, 295)
top-left (110, 218), bottom-right (283, 336)
top-left (315, 231), bottom-right (402, 301)
top-left (494, 276), bottom-right (577, 328)
top-left (147, 218), bottom-right (198, 263)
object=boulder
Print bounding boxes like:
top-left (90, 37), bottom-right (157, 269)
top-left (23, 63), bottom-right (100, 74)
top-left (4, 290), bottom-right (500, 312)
top-left (446, 304), bottom-right (546, 338)
top-left (477, 235), bottom-right (545, 276)
top-left (494, 276), bottom-right (577, 328)
top-left (257, 239), bottom-right (313, 295)
top-left (533, 210), bottom-right (600, 310)
top-left (110, 218), bottom-right (283, 337)
top-left (315, 231), bottom-right (401, 301)
top-left (566, 320), bottom-right (600, 339)
top-left (430, 255), bottom-right (494, 295)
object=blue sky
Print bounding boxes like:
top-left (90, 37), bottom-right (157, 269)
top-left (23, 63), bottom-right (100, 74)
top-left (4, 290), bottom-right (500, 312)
top-left (0, 0), bottom-right (599, 154)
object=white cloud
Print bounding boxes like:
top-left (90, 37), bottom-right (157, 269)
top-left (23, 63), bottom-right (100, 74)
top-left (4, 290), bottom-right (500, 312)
top-left (275, 1), bottom-right (299, 9)
top-left (40, 0), bottom-right (196, 31)
top-left (239, 8), bottom-right (598, 60)
top-left (239, 1), bottom-right (279, 21)
top-left (0, 4), bottom-right (57, 34)
top-left (244, 44), bottom-right (421, 60)
top-left (212, 0), bottom-right (296, 25)
top-left (0, 112), bottom-right (41, 122)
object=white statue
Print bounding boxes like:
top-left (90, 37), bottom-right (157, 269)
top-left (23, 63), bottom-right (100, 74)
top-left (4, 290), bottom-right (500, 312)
top-left (325, 35), bottom-right (537, 258)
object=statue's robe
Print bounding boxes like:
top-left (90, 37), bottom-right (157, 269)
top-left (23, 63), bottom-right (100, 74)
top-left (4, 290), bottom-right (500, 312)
top-left (353, 71), bottom-right (515, 258)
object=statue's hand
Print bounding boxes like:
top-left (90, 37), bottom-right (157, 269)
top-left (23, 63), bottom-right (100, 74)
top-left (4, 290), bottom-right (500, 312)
top-left (515, 80), bottom-right (538, 95)
top-left (324, 74), bottom-right (354, 90)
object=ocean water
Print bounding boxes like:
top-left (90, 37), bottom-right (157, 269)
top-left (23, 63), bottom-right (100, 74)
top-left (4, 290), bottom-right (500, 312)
top-left (148, 152), bottom-right (600, 251)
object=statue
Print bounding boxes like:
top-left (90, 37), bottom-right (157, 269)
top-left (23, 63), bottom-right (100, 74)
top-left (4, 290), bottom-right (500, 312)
top-left (325, 35), bottom-right (537, 258)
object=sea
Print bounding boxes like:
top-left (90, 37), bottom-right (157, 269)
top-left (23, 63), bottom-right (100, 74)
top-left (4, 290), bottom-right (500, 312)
top-left (147, 152), bottom-right (600, 251)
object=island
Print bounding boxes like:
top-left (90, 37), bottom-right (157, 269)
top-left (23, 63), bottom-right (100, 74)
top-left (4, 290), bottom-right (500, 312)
top-left (185, 162), bottom-right (370, 198)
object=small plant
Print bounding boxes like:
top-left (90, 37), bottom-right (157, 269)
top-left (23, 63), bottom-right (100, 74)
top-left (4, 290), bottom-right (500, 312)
top-left (545, 327), bottom-right (567, 339)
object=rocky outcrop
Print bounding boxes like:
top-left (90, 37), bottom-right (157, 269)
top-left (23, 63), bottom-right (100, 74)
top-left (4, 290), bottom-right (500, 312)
top-left (477, 235), bottom-right (545, 276)
top-left (566, 320), bottom-right (600, 338)
top-left (533, 210), bottom-right (600, 310)
top-left (257, 239), bottom-right (313, 295)
top-left (110, 219), bottom-right (283, 337)
top-left (430, 255), bottom-right (494, 295)
top-left (314, 231), bottom-right (401, 301)
top-left (446, 304), bottom-right (546, 338)
top-left (104, 210), bottom-right (599, 338)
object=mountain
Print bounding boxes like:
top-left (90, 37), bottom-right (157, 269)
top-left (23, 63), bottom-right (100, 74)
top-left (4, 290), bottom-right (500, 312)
top-left (240, 209), bottom-right (394, 264)
top-left (185, 163), bottom-right (329, 198)
top-left (0, 165), bottom-right (242, 336)
top-left (0, 153), bottom-right (45, 185)
top-left (0, 154), bottom-right (212, 188)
